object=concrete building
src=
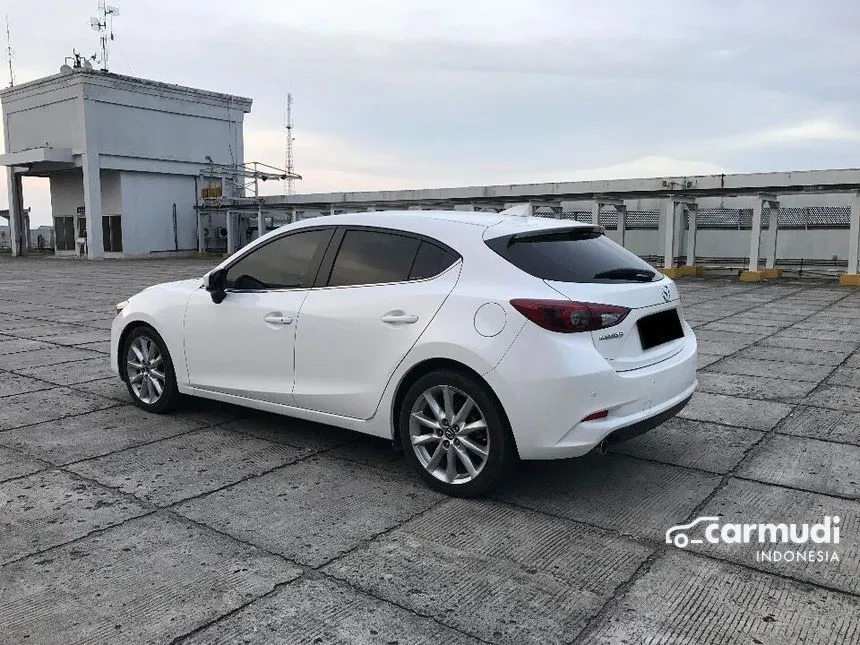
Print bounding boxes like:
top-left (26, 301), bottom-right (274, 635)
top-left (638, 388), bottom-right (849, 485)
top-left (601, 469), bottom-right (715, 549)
top-left (0, 65), bottom-right (252, 258)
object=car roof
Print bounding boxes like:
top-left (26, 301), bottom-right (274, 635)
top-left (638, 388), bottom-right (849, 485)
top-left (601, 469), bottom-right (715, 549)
top-left (225, 209), bottom-right (596, 271)
top-left (291, 209), bottom-right (593, 238)
top-left (300, 210), bottom-right (503, 228)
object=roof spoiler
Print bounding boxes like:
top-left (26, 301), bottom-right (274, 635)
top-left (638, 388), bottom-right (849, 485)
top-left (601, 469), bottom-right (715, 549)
top-left (505, 225), bottom-right (605, 246)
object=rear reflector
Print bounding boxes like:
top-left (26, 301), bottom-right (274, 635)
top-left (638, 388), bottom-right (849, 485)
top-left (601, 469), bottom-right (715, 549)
top-left (510, 299), bottom-right (630, 333)
top-left (582, 410), bottom-right (609, 421)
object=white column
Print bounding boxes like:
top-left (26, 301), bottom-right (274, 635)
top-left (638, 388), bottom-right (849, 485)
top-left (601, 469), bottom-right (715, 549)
top-left (686, 206), bottom-right (697, 267)
top-left (329, 205), bottom-right (335, 216)
top-left (849, 193), bottom-right (860, 274)
top-left (197, 212), bottom-right (205, 253)
top-left (23, 211), bottom-right (30, 252)
top-left (764, 201), bottom-right (780, 269)
top-left (257, 204), bottom-right (265, 239)
top-left (226, 211), bottom-right (236, 254)
top-left (291, 207), bottom-right (297, 223)
top-left (6, 169), bottom-right (24, 256)
top-left (748, 199), bottom-right (764, 273)
top-left (81, 152), bottom-right (104, 260)
top-left (662, 198), bottom-right (676, 268)
top-left (591, 202), bottom-right (601, 227)
top-left (616, 205), bottom-right (627, 248)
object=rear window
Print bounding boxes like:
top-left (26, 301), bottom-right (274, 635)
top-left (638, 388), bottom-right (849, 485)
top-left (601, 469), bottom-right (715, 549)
top-left (485, 227), bottom-right (661, 283)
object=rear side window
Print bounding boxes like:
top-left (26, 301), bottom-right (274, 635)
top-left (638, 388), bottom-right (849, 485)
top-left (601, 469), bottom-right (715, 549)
top-left (328, 230), bottom-right (420, 286)
top-left (409, 241), bottom-right (459, 280)
top-left (485, 228), bottom-right (660, 283)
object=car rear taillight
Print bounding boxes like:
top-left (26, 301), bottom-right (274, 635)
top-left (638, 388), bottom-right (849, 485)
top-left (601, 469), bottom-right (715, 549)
top-left (510, 299), bottom-right (630, 333)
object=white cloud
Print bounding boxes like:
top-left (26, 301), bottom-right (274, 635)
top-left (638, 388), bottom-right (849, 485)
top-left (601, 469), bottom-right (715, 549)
top-left (728, 118), bottom-right (860, 149)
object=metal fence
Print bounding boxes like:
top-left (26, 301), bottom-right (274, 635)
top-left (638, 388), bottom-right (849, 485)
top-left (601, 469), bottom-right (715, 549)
top-left (546, 206), bottom-right (852, 230)
top-left (552, 210), bottom-right (661, 229)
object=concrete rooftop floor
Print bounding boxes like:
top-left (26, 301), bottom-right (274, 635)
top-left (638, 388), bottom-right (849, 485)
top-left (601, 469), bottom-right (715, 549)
top-left (0, 255), bottom-right (859, 645)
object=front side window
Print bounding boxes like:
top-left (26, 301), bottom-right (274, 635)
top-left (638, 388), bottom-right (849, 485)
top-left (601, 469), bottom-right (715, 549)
top-left (226, 228), bottom-right (331, 290)
top-left (327, 230), bottom-right (421, 287)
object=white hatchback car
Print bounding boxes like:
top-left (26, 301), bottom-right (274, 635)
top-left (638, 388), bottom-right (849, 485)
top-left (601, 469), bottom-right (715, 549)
top-left (112, 209), bottom-right (697, 496)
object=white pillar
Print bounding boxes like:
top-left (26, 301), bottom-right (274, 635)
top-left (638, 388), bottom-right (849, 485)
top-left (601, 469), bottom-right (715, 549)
top-left (23, 211), bottom-right (30, 252)
top-left (226, 211), bottom-right (236, 254)
top-left (81, 152), bottom-right (104, 260)
top-left (765, 201), bottom-right (780, 269)
top-left (686, 206), bottom-right (697, 267)
top-left (6, 169), bottom-right (25, 256)
top-left (291, 207), bottom-right (297, 223)
top-left (662, 198), bottom-right (676, 268)
top-left (616, 205), bottom-right (626, 248)
top-left (591, 202), bottom-right (601, 227)
top-left (329, 205), bottom-right (335, 216)
top-left (850, 192), bottom-right (860, 275)
top-left (197, 212), bottom-right (205, 253)
top-left (749, 200), bottom-right (764, 273)
top-left (257, 204), bottom-right (265, 239)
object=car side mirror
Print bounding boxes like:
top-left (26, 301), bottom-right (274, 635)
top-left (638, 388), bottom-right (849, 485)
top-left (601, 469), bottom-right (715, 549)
top-left (204, 268), bottom-right (228, 304)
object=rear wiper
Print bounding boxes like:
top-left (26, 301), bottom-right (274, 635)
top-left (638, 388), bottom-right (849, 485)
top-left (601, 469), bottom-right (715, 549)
top-left (593, 268), bottom-right (656, 282)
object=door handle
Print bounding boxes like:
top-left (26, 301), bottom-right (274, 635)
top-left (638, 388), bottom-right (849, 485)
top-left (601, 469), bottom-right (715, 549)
top-left (381, 313), bottom-right (419, 324)
top-left (263, 313), bottom-right (293, 326)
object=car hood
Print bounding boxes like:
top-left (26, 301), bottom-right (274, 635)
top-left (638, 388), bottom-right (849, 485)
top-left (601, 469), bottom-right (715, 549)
top-left (140, 278), bottom-right (203, 294)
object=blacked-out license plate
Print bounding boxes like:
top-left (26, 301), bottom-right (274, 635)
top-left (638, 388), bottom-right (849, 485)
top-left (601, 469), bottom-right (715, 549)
top-left (637, 308), bottom-right (684, 350)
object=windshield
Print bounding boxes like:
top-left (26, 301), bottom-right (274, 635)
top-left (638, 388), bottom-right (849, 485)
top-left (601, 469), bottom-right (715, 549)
top-left (485, 228), bottom-right (662, 283)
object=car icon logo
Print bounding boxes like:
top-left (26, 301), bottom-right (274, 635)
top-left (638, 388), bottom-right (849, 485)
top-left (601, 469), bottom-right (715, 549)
top-left (665, 516), bottom-right (720, 548)
top-left (662, 285), bottom-right (672, 303)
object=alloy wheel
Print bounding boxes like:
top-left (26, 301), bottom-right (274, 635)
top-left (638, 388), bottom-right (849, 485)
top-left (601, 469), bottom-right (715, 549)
top-left (408, 384), bottom-right (490, 484)
top-left (126, 335), bottom-right (166, 405)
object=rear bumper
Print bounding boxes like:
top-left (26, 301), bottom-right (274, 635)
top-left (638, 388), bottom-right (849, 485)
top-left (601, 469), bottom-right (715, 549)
top-left (485, 321), bottom-right (698, 460)
top-left (605, 393), bottom-right (693, 445)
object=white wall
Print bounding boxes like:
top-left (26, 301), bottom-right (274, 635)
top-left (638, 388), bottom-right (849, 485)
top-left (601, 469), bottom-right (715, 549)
top-left (49, 169), bottom-right (120, 214)
top-left (101, 170), bottom-right (122, 215)
top-left (49, 170), bottom-right (84, 218)
top-left (5, 97), bottom-right (82, 153)
top-left (88, 101), bottom-right (241, 166)
top-left (120, 171), bottom-right (197, 255)
top-left (693, 229), bottom-right (848, 261)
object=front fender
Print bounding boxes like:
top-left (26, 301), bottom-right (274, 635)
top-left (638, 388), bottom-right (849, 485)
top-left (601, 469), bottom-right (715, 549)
top-left (110, 284), bottom-right (197, 384)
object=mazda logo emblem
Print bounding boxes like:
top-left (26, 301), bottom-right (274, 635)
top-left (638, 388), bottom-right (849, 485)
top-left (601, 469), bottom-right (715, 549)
top-left (662, 285), bottom-right (671, 303)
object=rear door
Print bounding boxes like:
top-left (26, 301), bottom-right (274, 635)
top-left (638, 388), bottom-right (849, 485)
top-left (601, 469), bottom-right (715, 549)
top-left (485, 226), bottom-right (688, 371)
top-left (293, 227), bottom-right (461, 419)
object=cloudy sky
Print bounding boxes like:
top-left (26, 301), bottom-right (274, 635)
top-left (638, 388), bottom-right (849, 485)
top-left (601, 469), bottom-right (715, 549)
top-left (3, 0), bottom-right (860, 225)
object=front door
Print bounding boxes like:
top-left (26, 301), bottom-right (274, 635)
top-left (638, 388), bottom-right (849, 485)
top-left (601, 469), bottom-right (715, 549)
top-left (184, 227), bottom-right (334, 405)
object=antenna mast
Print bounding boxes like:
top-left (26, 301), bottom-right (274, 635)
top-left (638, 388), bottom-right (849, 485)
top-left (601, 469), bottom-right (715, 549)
top-left (284, 93), bottom-right (296, 196)
top-left (5, 14), bottom-right (13, 87)
top-left (90, 1), bottom-right (120, 72)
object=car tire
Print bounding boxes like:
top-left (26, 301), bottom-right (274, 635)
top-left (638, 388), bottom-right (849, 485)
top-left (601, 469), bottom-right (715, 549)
top-left (399, 368), bottom-right (517, 497)
top-left (121, 325), bottom-right (180, 414)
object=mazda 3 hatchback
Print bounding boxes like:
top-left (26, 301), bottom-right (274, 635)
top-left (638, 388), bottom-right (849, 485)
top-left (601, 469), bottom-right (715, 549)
top-left (112, 209), bottom-right (697, 496)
